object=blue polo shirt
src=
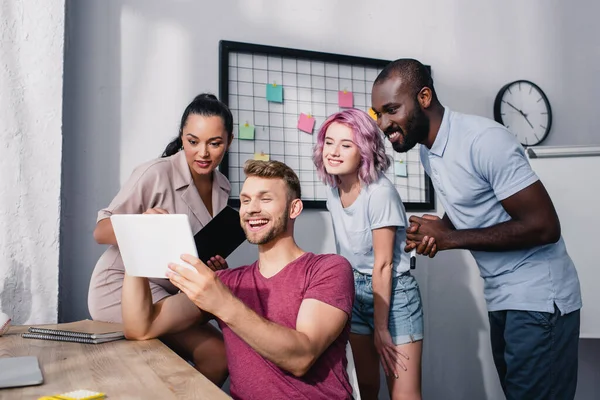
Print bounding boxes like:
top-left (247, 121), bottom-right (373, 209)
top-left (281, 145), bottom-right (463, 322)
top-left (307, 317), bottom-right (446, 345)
top-left (420, 108), bottom-right (581, 314)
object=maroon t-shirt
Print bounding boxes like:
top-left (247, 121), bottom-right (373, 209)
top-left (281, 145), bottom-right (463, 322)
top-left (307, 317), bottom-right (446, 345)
top-left (216, 252), bottom-right (354, 400)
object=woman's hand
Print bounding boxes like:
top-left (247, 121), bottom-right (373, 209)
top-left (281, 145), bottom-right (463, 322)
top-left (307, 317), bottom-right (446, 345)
top-left (374, 327), bottom-right (409, 379)
top-left (143, 208), bottom-right (169, 215)
top-left (207, 255), bottom-right (229, 271)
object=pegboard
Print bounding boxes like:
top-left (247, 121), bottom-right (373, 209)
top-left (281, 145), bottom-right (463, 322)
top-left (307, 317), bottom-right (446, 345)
top-left (219, 40), bottom-right (434, 210)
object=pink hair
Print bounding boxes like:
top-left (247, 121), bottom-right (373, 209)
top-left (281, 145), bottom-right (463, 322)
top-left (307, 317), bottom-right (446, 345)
top-left (313, 108), bottom-right (391, 187)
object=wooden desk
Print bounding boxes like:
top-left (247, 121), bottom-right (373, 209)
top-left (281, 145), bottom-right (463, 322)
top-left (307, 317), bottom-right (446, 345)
top-left (0, 324), bottom-right (231, 400)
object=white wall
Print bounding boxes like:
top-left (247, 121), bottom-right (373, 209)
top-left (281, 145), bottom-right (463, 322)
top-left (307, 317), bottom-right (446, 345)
top-left (60, 0), bottom-right (600, 398)
top-left (0, 0), bottom-right (65, 324)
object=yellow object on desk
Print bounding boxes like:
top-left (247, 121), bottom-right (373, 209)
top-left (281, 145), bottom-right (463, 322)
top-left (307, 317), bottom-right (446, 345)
top-left (39, 389), bottom-right (105, 400)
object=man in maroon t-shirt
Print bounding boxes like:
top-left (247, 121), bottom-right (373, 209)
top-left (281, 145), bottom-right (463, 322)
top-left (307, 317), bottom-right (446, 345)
top-left (122, 160), bottom-right (355, 400)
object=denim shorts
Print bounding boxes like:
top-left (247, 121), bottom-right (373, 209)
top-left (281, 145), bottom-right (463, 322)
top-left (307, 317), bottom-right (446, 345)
top-left (351, 269), bottom-right (424, 345)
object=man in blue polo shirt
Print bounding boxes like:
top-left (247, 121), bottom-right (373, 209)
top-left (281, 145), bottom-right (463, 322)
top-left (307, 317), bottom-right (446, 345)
top-left (371, 58), bottom-right (581, 400)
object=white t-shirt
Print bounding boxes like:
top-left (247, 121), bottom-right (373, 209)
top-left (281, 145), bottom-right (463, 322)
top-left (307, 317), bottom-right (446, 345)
top-left (326, 174), bottom-right (409, 276)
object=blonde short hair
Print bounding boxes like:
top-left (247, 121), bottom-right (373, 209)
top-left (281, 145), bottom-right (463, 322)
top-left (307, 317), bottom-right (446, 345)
top-left (243, 160), bottom-right (301, 200)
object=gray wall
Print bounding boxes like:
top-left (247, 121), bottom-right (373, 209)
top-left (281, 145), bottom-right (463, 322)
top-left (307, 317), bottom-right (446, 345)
top-left (60, 1), bottom-right (600, 398)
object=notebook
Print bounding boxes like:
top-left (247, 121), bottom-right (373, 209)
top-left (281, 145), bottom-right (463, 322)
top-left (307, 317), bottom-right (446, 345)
top-left (22, 320), bottom-right (124, 344)
top-left (0, 356), bottom-right (44, 388)
top-left (194, 206), bottom-right (246, 264)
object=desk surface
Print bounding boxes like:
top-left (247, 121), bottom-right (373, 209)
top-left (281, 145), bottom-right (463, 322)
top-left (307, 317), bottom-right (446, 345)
top-left (0, 323), bottom-right (231, 400)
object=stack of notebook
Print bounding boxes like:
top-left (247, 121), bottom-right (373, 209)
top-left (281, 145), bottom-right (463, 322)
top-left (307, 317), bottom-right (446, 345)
top-left (22, 319), bottom-right (124, 344)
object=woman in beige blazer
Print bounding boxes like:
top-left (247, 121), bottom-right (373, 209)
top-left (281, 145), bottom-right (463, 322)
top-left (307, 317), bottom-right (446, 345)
top-left (89, 93), bottom-right (233, 386)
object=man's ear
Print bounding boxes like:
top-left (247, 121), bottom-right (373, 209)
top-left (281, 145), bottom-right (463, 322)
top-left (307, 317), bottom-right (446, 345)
top-left (418, 87), bottom-right (433, 109)
top-left (289, 198), bottom-right (304, 220)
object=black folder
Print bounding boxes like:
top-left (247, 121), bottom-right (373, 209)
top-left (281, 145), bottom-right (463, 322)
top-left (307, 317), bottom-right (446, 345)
top-left (194, 206), bottom-right (247, 264)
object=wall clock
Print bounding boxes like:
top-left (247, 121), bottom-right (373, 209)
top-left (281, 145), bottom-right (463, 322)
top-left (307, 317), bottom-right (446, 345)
top-left (493, 80), bottom-right (552, 146)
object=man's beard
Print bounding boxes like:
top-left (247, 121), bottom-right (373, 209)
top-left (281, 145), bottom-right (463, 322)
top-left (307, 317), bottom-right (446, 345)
top-left (244, 204), bottom-right (290, 245)
top-left (391, 106), bottom-right (430, 153)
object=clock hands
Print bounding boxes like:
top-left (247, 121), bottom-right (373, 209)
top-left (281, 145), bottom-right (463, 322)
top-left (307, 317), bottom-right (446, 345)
top-left (505, 101), bottom-right (534, 130)
top-left (522, 114), bottom-right (534, 130)
top-left (504, 101), bottom-right (522, 114)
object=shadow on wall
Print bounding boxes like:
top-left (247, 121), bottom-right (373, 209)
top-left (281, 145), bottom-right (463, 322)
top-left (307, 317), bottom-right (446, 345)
top-left (294, 210), bottom-right (333, 254)
top-left (577, 339), bottom-right (600, 399)
top-left (1, 262), bottom-right (32, 325)
top-left (421, 250), bottom-right (496, 400)
top-left (59, 0), bottom-right (123, 322)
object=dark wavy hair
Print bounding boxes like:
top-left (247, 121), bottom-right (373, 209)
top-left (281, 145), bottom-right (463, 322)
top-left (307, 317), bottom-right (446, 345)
top-left (162, 93), bottom-right (233, 157)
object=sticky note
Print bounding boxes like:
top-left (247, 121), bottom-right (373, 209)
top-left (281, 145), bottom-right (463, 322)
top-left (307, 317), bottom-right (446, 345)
top-left (338, 91), bottom-right (353, 108)
top-left (394, 160), bottom-right (408, 177)
top-left (254, 152), bottom-right (270, 161)
top-left (368, 107), bottom-right (378, 121)
top-left (239, 124), bottom-right (255, 140)
top-left (298, 113), bottom-right (315, 134)
top-left (266, 84), bottom-right (283, 103)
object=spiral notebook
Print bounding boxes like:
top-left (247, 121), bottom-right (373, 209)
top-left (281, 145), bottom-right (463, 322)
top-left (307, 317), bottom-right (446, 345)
top-left (22, 319), bottom-right (124, 344)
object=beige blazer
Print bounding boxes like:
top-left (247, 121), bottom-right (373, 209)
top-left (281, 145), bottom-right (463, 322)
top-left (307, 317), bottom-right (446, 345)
top-left (88, 151), bottom-right (231, 322)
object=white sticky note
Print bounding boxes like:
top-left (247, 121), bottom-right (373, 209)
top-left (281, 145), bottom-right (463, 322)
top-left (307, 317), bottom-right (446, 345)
top-left (394, 160), bottom-right (408, 177)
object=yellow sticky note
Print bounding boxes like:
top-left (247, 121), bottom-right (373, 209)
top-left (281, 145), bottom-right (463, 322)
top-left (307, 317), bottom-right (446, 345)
top-left (368, 107), bottom-right (377, 121)
top-left (254, 152), bottom-right (270, 161)
top-left (40, 390), bottom-right (106, 400)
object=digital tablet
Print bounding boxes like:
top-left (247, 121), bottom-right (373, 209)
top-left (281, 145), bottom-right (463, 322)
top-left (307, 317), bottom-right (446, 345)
top-left (0, 356), bottom-right (44, 389)
top-left (111, 214), bottom-right (198, 278)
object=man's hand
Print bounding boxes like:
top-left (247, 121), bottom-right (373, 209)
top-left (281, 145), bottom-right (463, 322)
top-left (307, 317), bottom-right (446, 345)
top-left (206, 255), bottom-right (229, 271)
top-left (374, 328), bottom-right (409, 378)
top-left (404, 214), bottom-right (442, 257)
top-left (167, 254), bottom-right (234, 317)
top-left (407, 214), bottom-right (452, 254)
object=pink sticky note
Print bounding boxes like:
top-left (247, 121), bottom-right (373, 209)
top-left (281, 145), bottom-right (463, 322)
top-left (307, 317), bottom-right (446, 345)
top-left (338, 91), bottom-right (353, 108)
top-left (298, 113), bottom-right (316, 134)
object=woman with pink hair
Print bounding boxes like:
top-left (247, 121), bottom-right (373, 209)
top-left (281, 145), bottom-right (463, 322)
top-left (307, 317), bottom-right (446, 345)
top-left (314, 109), bottom-right (423, 400)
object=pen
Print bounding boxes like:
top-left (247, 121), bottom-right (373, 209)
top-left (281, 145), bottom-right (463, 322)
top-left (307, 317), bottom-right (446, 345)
top-left (410, 249), bottom-right (417, 269)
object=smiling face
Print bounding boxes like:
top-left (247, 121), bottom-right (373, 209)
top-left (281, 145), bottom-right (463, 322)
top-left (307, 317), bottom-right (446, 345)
top-left (181, 114), bottom-right (231, 179)
top-left (239, 176), bottom-right (292, 245)
top-left (322, 122), bottom-right (362, 179)
top-left (371, 77), bottom-right (430, 153)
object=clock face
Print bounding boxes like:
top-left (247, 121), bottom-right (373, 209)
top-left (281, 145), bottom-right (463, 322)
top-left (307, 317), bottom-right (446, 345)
top-left (493, 80), bottom-right (552, 146)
